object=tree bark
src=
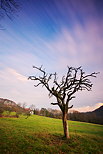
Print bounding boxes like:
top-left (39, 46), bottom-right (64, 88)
top-left (62, 112), bottom-right (69, 139)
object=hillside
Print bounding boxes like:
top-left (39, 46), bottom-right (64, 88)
top-left (0, 98), bottom-right (28, 117)
top-left (92, 105), bottom-right (103, 117)
top-left (69, 105), bottom-right (103, 125)
top-left (0, 115), bottom-right (103, 153)
top-left (0, 98), bottom-right (16, 106)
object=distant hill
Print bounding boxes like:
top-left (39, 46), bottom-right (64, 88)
top-left (0, 98), bottom-right (29, 116)
top-left (69, 105), bottom-right (103, 125)
top-left (92, 105), bottom-right (103, 117)
top-left (0, 98), bottom-right (17, 106)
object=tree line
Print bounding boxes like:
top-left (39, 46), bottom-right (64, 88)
top-left (33, 107), bottom-right (103, 125)
top-left (0, 98), bottom-right (102, 125)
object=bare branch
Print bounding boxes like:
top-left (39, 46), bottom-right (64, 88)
top-left (68, 105), bottom-right (73, 109)
top-left (51, 103), bottom-right (58, 105)
top-left (29, 65), bottom-right (99, 115)
top-left (69, 96), bottom-right (75, 101)
top-left (0, 0), bottom-right (19, 19)
top-left (34, 83), bottom-right (42, 87)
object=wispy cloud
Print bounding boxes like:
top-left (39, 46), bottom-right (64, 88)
top-left (8, 68), bottom-right (27, 82)
top-left (49, 21), bottom-right (103, 70)
top-left (0, 67), bottom-right (27, 83)
top-left (0, 0), bottom-right (103, 110)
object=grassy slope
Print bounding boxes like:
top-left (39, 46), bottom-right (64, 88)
top-left (0, 115), bottom-right (103, 154)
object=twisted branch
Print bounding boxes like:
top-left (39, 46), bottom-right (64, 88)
top-left (29, 65), bottom-right (99, 113)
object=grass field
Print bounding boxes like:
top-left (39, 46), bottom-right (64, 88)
top-left (0, 115), bottom-right (103, 154)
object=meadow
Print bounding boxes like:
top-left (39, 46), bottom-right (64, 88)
top-left (0, 115), bottom-right (103, 154)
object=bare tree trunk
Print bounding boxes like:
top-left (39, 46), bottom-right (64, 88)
top-left (62, 112), bottom-right (69, 139)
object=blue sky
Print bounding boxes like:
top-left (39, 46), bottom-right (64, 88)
top-left (0, 0), bottom-right (103, 111)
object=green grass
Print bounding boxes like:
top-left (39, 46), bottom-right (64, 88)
top-left (2, 111), bottom-right (17, 116)
top-left (0, 115), bottom-right (103, 154)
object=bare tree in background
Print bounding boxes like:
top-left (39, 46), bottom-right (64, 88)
top-left (0, 0), bottom-right (19, 29)
top-left (29, 66), bottom-right (98, 139)
top-left (0, 0), bottom-right (18, 19)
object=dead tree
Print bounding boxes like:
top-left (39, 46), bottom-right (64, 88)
top-left (28, 66), bottom-right (98, 139)
top-left (0, 0), bottom-right (19, 19)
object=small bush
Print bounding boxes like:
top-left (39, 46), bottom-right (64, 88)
top-left (2, 111), bottom-right (10, 116)
top-left (10, 112), bottom-right (17, 116)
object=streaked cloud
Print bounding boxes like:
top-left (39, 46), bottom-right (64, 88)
top-left (0, 0), bottom-right (103, 110)
top-left (7, 68), bottom-right (27, 82)
top-left (0, 67), bottom-right (27, 82)
top-left (49, 22), bottom-right (103, 70)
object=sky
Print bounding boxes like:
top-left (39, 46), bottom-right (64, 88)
top-left (0, 0), bottom-right (103, 112)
